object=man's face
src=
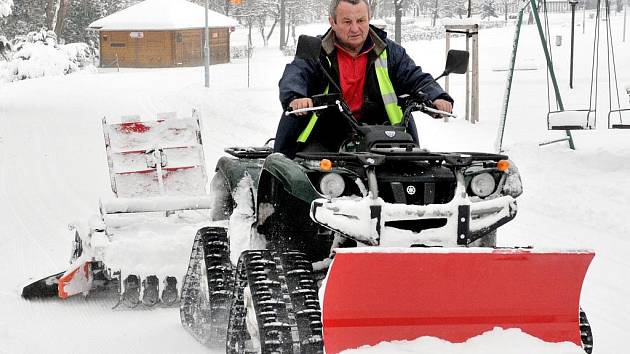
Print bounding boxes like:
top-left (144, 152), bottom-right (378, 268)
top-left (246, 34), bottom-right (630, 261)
top-left (329, 1), bottom-right (370, 53)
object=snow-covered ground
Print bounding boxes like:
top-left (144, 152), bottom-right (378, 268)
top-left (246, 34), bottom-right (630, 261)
top-left (1, 12), bottom-right (629, 354)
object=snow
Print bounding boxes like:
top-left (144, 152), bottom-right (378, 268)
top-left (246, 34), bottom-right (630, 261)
top-left (1, 11), bottom-right (629, 354)
top-left (441, 18), bottom-right (481, 26)
top-left (0, 41), bottom-right (96, 82)
top-left (334, 247), bottom-right (592, 255)
top-left (88, 0), bottom-right (239, 31)
top-left (102, 212), bottom-right (203, 282)
top-left (548, 110), bottom-right (596, 129)
top-left (0, 38), bottom-right (96, 83)
top-left (340, 327), bottom-right (585, 354)
top-left (0, 0), bottom-right (12, 17)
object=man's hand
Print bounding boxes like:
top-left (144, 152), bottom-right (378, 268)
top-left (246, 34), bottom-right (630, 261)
top-left (431, 99), bottom-right (453, 117)
top-left (289, 98), bottom-right (314, 116)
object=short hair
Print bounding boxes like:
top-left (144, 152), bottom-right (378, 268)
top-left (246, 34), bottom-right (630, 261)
top-left (329, 0), bottom-right (370, 22)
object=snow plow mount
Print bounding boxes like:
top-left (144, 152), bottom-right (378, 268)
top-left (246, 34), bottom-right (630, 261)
top-left (308, 151), bottom-right (516, 247)
top-left (311, 194), bottom-right (516, 247)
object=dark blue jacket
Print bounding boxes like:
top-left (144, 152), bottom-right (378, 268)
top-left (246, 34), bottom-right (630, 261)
top-left (275, 25), bottom-right (453, 157)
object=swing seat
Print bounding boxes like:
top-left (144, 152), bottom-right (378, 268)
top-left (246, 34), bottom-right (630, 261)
top-left (608, 109), bottom-right (630, 129)
top-left (548, 110), bottom-right (596, 130)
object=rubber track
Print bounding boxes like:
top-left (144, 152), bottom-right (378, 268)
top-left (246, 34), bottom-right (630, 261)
top-left (580, 307), bottom-right (593, 354)
top-left (226, 250), bottom-right (323, 354)
top-left (180, 227), bottom-right (233, 347)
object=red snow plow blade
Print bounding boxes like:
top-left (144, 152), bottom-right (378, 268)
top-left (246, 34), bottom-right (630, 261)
top-left (322, 248), bottom-right (594, 353)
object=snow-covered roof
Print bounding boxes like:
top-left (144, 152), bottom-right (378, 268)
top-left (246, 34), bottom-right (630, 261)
top-left (89, 0), bottom-right (238, 31)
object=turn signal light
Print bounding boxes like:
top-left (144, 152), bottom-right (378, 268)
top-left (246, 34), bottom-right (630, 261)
top-left (497, 160), bottom-right (510, 172)
top-left (320, 159), bottom-right (333, 171)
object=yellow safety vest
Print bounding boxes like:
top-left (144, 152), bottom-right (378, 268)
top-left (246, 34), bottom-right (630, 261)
top-left (297, 49), bottom-right (403, 143)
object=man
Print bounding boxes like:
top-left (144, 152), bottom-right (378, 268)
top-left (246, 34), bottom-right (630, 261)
top-left (274, 0), bottom-right (453, 157)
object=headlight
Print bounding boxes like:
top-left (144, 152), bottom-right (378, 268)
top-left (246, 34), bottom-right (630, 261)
top-left (319, 173), bottom-right (345, 198)
top-left (470, 173), bottom-right (496, 198)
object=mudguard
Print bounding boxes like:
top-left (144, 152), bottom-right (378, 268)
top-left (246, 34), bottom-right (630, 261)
top-left (214, 156), bottom-right (266, 192)
top-left (260, 153), bottom-right (321, 204)
top-left (321, 248), bottom-right (594, 354)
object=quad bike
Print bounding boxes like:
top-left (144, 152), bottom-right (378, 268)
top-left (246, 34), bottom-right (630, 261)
top-left (179, 36), bottom-right (595, 353)
top-left (21, 111), bottom-right (214, 308)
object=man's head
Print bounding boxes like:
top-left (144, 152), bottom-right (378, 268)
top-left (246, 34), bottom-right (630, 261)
top-left (328, 0), bottom-right (371, 54)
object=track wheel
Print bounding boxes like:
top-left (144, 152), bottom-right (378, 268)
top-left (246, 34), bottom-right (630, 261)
top-left (161, 276), bottom-right (179, 306)
top-left (226, 250), bottom-right (323, 354)
top-left (580, 307), bottom-right (593, 354)
top-left (121, 275), bottom-right (141, 308)
top-left (180, 227), bottom-right (234, 347)
top-left (142, 275), bottom-right (160, 307)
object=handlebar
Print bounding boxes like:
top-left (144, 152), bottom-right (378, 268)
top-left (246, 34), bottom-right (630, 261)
top-left (284, 93), bottom-right (455, 122)
top-left (284, 105), bottom-right (330, 116)
top-left (409, 102), bottom-right (457, 119)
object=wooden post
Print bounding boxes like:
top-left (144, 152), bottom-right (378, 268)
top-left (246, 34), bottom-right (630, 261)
top-left (445, 31), bottom-right (451, 123)
top-left (445, 32), bottom-right (451, 92)
top-left (472, 24), bottom-right (479, 124)
top-left (465, 32), bottom-right (470, 121)
top-left (443, 23), bottom-right (480, 124)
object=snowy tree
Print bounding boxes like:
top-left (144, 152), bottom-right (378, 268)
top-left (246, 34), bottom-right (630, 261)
top-left (0, 0), bottom-right (13, 17)
top-left (0, 0), bottom-right (137, 43)
top-left (189, 0), bottom-right (234, 15)
top-left (493, 0), bottom-right (519, 20)
top-left (0, 0), bottom-right (13, 59)
top-left (479, 0), bottom-right (499, 19)
top-left (1, 27), bottom-right (95, 82)
top-left (231, 0), bottom-right (280, 47)
top-left (231, 0), bottom-right (321, 49)
top-left (440, 0), bottom-right (467, 18)
top-left (284, 0), bottom-right (318, 47)
top-left (0, 0), bottom-right (46, 39)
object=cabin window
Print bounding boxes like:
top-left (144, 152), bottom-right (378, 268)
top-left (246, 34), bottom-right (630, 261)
top-left (111, 43), bottom-right (126, 48)
top-left (176, 33), bottom-right (183, 43)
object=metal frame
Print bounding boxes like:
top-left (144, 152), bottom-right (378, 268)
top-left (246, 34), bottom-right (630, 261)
top-left (495, 0), bottom-right (576, 152)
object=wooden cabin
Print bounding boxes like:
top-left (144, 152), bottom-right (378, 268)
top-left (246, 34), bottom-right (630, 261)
top-left (89, 0), bottom-right (237, 68)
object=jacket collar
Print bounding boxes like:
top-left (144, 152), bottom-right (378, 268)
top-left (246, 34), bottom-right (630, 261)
top-left (321, 24), bottom-right (387, 56)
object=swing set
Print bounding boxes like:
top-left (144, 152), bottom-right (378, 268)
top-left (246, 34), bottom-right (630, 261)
top-left (495, 0), bottom-right (630, 152)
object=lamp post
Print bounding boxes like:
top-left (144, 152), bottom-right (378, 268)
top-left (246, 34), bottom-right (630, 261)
top-left (204, 0), bottom-right (210, 88)
top-left (569, 0), bottom-right (578, 89)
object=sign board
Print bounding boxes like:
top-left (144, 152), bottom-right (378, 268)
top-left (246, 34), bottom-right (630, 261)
top-left (130, 32), bottom-right (144, 39)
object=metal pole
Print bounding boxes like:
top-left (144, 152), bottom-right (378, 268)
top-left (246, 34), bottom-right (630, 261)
top-left (530, 0), bottom-right (576, 149)
top-left (495, 5), bottom-right (525, 153)
top-left (570, 0), bottom-right (578, 89)
top-left (204, 0), bottom-right (210, 87)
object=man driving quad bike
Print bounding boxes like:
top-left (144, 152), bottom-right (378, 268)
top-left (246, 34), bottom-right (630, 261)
top-left (274, 0), bottom-right (454, 158)
top-left (177, 2), bottom-right (593, 353)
